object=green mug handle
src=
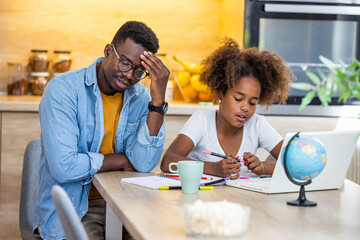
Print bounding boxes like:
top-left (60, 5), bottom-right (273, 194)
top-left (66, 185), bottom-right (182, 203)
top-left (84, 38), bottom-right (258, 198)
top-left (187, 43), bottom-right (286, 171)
top-left (169, 163), bottom-right (178, 173)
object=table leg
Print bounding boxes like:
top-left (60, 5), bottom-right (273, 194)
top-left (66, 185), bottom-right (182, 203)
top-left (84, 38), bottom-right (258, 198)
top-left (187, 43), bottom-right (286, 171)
top-left (105, 202), bottom-right (123, 240)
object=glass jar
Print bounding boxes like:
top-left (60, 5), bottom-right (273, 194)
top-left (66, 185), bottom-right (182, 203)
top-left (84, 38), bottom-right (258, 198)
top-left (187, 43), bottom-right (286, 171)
top-left (165, 80), bottom-right (174, 101)
top-left (29, 72), bottom-right (49, 95)
top-left (29, 49), bottom-right (49, 72)
top-left (157, 54), bottom-right (175, 101)
top-left (53, 50), bottom-right (72, 73)
top-left (7, 62), bottom-right (28, 95)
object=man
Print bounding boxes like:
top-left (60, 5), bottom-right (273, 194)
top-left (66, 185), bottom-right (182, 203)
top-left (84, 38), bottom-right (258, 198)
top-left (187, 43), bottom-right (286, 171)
top-left (34, 21), bottom-right (169, 239)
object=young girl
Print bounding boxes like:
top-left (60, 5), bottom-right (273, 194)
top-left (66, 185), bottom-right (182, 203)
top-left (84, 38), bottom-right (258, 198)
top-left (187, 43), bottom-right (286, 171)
top-left (161, 39), bottom-right (294, 179)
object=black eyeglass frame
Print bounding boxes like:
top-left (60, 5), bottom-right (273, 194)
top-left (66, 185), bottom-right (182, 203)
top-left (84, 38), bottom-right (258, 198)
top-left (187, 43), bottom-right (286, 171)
top-left (110, 44), bottom-right (149, 80)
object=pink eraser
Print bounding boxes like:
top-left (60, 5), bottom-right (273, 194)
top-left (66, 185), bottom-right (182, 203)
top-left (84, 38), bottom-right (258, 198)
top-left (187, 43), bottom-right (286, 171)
top-left (203, 150), bottom-right (211, 155)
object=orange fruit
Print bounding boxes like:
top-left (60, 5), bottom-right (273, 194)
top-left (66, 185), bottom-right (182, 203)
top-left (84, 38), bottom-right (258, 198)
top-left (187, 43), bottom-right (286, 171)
top-left (182, 85), bottom-right (198, 101)
top-left (198, 89), bottom-right (215, 102)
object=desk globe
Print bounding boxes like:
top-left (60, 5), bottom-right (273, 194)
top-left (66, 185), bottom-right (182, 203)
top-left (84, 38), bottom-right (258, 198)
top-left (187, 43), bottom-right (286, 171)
top-left (282, 132), bottom-right (327, 206)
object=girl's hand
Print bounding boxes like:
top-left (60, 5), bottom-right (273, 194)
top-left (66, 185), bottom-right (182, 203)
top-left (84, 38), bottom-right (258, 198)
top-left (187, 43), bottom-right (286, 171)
top-left (215, 158), bottom-right (241, 180)
top-left (243, 152), bottom-right (264, 175)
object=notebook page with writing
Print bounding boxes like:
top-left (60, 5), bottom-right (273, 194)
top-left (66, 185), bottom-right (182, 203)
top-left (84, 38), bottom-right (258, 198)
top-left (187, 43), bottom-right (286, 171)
top-left (121, 173), bottom-right (223, 189)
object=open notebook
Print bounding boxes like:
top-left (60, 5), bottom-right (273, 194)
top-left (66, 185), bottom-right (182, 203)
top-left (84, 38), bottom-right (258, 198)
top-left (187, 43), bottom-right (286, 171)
top-left (121, 173), bottom-right (223, 189)
top-left (226, 130), bottom-right (359, 194)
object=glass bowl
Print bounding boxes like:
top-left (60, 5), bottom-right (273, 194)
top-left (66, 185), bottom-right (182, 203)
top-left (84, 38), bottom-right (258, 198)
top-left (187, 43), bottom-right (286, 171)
top-left (184, 199), bottom-right (251, 238)
top-left (174, 70), bottom-right (216, 104)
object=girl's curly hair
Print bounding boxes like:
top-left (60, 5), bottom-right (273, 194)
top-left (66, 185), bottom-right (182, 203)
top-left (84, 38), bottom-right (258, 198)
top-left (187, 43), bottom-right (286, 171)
top-left (200, 38), bottom-right (295, 106)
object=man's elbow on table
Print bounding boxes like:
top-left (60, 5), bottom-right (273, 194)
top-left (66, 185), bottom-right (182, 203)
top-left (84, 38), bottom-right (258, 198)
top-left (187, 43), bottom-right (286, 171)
top-left (126, 147), bottom-right (163, 173)
top-left (129, 153), bottom-right (159, 172)
top-left (131, 161), bottom-right (158, 173)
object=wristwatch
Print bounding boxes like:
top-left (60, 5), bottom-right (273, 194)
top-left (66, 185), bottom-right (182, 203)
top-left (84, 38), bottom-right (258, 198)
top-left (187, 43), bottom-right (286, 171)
top-left (148, 102), bottom-right (168, 114)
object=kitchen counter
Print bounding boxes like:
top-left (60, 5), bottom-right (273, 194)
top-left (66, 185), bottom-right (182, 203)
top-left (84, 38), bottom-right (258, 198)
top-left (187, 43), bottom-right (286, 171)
top-left (0, 96), bottom-right (218, 115)
top-left (0, 95), bottom-right (42, 112)
top-left (257, 104), bottom-right (360, 118)
top-left (0, 95), bottom-right (358, 118)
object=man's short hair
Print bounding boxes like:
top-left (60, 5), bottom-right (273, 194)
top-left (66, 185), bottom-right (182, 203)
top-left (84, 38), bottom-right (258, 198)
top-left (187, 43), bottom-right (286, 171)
top-left (111, 21), bottom-right (159, 53)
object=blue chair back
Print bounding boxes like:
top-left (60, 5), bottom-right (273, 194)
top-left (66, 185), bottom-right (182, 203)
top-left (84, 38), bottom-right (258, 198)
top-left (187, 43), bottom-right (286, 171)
top-left (51, 185), bottom-right (89, 240)
top-left (19, 138), bottom-right (41, 240)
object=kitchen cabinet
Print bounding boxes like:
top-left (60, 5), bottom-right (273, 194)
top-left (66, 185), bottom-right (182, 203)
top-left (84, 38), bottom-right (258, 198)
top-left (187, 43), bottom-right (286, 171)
top-left (0, 96), bottom-right (41, 240)
top-left (1, 112), bottom-right (41, 189)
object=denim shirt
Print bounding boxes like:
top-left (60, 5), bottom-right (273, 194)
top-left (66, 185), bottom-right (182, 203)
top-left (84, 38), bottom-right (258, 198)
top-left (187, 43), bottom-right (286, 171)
top-left (34, 57), bottom-right (165, 240)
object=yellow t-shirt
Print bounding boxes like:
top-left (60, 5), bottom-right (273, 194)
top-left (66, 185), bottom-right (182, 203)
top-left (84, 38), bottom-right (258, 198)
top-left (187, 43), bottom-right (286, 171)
top-left (89, 91), bottom-right (123, 201)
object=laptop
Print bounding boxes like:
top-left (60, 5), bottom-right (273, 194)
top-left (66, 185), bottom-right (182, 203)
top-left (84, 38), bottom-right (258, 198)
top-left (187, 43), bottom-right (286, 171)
top-left (226, 130), bottom-right (359, 194)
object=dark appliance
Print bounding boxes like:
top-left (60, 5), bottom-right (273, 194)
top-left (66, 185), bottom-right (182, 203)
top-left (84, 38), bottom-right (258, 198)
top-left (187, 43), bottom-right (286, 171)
top-left (244, 0), bottom-right (360, 105)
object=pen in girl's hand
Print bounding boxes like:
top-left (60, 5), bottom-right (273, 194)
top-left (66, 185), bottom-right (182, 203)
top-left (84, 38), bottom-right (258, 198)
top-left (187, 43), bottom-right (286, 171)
top-left (202, 150), bottom-right (245, 163)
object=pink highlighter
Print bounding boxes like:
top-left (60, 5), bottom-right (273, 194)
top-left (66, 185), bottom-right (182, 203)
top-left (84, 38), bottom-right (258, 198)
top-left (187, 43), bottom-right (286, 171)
top-left (203, 150), bottom-right (245, 163)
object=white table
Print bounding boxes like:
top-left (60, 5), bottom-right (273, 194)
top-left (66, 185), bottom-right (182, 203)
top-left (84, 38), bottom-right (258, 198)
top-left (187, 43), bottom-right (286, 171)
top-left (93, 171), bottom-right (360, 240)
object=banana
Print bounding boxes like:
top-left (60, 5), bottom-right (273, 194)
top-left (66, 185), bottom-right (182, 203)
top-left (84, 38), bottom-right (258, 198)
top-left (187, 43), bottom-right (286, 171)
top-left (173, 56), bottom-right (204, 74)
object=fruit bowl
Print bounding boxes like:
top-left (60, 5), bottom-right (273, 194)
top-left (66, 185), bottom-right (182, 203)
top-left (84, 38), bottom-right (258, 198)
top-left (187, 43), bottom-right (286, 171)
top-left (174, 70), bottom-right (216, 104)
top-left (173, 56), bottom-right (216, 104)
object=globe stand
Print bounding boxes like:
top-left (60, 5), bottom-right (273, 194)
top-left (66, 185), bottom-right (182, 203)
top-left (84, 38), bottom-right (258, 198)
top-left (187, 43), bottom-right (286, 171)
top-left (287, 185), bottom-right (317, 207)
top-left (283, 132), bottom-right (317, 207)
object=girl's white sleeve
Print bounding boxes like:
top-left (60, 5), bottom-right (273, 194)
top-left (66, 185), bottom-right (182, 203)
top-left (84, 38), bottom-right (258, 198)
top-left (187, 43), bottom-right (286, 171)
top-left (179, 111), bottom-right (206, 146)
top-left (258, 116), bottom-right (283, 152)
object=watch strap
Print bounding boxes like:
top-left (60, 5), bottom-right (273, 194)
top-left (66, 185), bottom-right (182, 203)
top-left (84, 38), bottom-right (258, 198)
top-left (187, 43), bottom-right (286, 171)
top-left (148, 102), bottom-right (168, 114)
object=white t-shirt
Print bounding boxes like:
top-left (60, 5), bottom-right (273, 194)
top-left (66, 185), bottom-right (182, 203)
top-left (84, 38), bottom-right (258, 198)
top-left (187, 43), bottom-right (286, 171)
top-left (179, 110), bottom-right (282, 172)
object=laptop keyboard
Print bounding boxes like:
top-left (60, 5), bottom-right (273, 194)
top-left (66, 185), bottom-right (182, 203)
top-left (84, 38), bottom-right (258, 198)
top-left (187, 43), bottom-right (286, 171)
top-left (230, 178), bottom-right (272, 191)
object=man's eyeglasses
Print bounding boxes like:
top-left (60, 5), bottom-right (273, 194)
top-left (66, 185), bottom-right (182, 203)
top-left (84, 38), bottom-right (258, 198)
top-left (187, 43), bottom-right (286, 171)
top-left (111, 44), bottom-right (149, 80)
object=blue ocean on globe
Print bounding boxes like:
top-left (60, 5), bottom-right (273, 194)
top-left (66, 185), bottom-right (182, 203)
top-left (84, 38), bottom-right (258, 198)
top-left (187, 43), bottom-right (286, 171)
top-left (281, 135), bottom-right (327, 181)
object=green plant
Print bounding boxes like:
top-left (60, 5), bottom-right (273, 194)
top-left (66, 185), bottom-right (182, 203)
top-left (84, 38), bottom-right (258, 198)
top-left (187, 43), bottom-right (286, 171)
top-left (290, 56), bottom-right (360, 111)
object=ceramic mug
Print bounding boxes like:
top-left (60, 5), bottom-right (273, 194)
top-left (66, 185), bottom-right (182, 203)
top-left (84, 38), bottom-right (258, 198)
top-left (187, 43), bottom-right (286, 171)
top-left (169, 161), bottom-right (204, 194)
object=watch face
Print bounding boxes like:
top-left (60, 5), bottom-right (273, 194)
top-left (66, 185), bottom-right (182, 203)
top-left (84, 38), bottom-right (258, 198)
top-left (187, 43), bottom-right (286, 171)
top-left (162, 102), bottom-right (168, 114)
top-left (148, 102), bottom-right (168, 114)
